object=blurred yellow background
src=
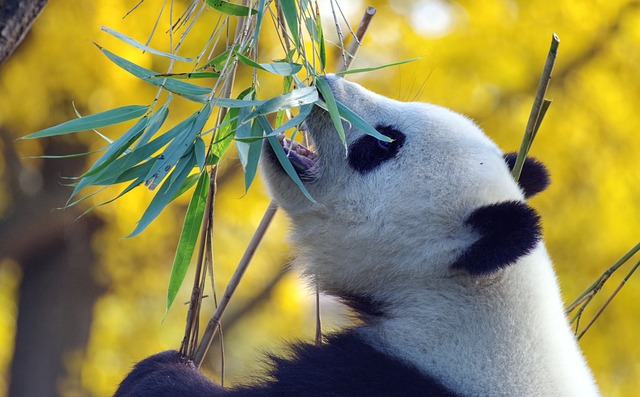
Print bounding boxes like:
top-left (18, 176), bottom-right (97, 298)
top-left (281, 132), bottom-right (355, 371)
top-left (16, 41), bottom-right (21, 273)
top-left (0, 1), bottom-right (639, 396)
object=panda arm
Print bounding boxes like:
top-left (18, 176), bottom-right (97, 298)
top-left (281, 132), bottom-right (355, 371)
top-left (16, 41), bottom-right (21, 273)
top-left (113, 332), bottom-right (462, 397)
top-left (113, 350), bottom-right (228, 397)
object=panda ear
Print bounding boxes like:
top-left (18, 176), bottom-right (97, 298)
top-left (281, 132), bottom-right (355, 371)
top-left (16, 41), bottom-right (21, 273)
top-left (451, 201), bottom-right (542, 276)
top-left (503, 153), bottom-right (550, 198)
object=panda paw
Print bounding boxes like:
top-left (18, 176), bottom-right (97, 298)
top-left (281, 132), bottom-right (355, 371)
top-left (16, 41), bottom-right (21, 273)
top-left (114, 350), bottom-right (226, 397)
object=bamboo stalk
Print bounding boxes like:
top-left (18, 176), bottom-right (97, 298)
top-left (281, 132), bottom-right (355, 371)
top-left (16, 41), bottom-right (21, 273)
top-left (511, 33), bottom-right (559, 181)
top-left (194, 202), bottom-right (278, 367)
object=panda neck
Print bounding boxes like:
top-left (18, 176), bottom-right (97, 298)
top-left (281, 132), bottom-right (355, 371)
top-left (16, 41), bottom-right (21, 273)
top-left (355, 246), bottom-right (600, 397)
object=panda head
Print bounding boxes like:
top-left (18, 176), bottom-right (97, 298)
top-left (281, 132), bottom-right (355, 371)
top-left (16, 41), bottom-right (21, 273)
top-left (261, 75), bottom-right (549, 301)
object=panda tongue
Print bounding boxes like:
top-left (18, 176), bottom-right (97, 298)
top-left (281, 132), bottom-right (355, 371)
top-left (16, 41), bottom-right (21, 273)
top-left (278, 134), bottom-right (317, 173)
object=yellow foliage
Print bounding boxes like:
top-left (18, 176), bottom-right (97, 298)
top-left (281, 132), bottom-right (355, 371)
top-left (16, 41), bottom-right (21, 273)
top-left (0, 0), bottom-right (639, 396)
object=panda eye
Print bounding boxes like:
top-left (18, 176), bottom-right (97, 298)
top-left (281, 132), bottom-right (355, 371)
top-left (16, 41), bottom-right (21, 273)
top-left (348, 126), bottom-right (406, 174)
top-left (376, 139), bottom-right (391, 151)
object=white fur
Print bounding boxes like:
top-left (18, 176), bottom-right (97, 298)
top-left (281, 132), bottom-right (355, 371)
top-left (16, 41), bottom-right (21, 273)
top-left (261, 75), bottom-right (600, 396)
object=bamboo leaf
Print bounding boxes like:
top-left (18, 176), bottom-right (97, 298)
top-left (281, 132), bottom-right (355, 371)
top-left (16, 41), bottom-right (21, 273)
top-left (128, 152), bottom-right (196, 238)
top-left (335, 100), bottom-right (392, 142)
top-left (279, 0), bottom-right (300, 48)
top-left (259, 117), bottom-right (315, 202)
top-left (205, 0), bottom-right (257, 16)
top-left (235, 51), bottom-right (302, 76)
top-left (166, 171), bottom-right (210, 314)
top-left (99, 46), bottom-right (212, 102)
top-left (335, 57), bottom-right (423, 76)
top-left (145, 103), bottom-right (212, 190)
top-left (315, 77), bottom-right (346, 148)
top-left (136, 99), bottom-right (171, 148)
top-left (241, 118), bottom-right (264, 191)
top-left (242, 87), bottom-right (318, 122)
top-left (82, 116), bottom-right (149, 178)
top-left (152, 71), bottom-right (220, 79)
top-left (21, 105), bottom-right (148, 139)
top-left (101, 26), bottom-right (194, 62)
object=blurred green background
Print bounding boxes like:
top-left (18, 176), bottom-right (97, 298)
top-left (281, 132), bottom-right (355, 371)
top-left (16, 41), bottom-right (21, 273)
top-left (0, 1), bottom-right (639, 396)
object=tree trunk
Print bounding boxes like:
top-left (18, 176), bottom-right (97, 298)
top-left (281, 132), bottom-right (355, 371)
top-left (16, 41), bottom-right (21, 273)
top-left (0, 0), bottom-right (48, 64)
top-left (2, 134), bottom-right (104, 397)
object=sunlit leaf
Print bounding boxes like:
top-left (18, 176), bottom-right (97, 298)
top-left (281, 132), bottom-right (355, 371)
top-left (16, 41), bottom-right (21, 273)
top-left (235, 51), bottom-right (302, 76)
top-left (205, 0), bottom-right (257, 16)
top-left (101, 26), bottom-right (194, 62)
top-left (242, 87), bottom-right (318, 122)
top-left (335, 57), bottom-right (423, 76)
top-left (21, 105), bottom-right (148, 139)
top-left (152, 71), bottom-right (220, 79)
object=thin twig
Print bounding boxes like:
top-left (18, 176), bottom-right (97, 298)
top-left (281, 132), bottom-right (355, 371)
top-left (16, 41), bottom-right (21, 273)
top-left (511, 33), bottom-right (559, 181)
top-left (339, 6), bottom-right (376, 72)
top-left (577, 259), bottom-right (640, 340)
top-left (566, 241), bottom-right (640, 314)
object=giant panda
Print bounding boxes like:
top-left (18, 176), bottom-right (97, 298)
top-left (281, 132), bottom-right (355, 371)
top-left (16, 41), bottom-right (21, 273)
top-left (114, 74), bottom-right (601, 397)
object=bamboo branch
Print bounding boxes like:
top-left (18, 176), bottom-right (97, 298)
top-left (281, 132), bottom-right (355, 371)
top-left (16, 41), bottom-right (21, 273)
top-left (577, 259), bottom-right (640, 340)
top-left (511, 33), bottom-right (559, 181)
top-left (194, 201), bottom-right (278, 367)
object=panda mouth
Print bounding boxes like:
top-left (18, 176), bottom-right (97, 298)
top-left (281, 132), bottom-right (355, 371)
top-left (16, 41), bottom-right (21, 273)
top-left (277, 133), bottom-right (319, 179)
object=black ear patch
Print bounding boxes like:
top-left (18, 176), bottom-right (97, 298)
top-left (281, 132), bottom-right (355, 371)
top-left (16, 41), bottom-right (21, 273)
top-left (452, 201), bottom-right (542, 276)
top-left (503, 153), bottom-right (550, 198)
top-left (348, 126), bottom-right (405, 174)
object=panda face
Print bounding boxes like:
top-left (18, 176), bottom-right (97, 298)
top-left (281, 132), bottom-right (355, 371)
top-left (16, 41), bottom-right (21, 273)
top-left (261, 74), bottom-right (526, 295)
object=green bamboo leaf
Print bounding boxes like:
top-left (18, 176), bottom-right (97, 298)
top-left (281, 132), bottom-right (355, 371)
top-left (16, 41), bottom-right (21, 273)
top-left (101, 26), bottom-right (194, 62)
top-left (195, 137), bottom-right (206, 171)
top-left (166, 171), bottom-right (210, 314)
top-left (21, 105), bottom-right (148, 140)
top-left (315, 77), bottom-right (346, 148)
top-left (235, 103), bottom-right (312, 142)
top-left (128, 152), bottom-right (196, 238)
top-left (335, 57), bottom-right (423, 76)
top-left (152, 71), bottom-right (220, 79)
top-left (205, 0), bottom-right (257, 16)
top-left (82, 116), bottom-right (149, 178)
top-left (235, 51), bottom-right (302, 76)
top-left (336, 100), bottom-right (392, 142)
top-left (209, 109), bottom-right (239, 165)
top-left (135, 99), bottom-right (171, 148)
top-left (242, 87), bottom-right (318, 122)
top-left (145, 103), bottom-right (212, 190)
top-left (99, 46), bottom-right (212, 102)
top-left (259, 117), bottom-right (315, 202)
top-left (252, 0), bottom-right (267, 48)
top-left (88, 119), bottom-right (186, 187)
top-left (279, 0), bottom-right (299, 48)
top-left (241, 118), bottom-right (265, 191)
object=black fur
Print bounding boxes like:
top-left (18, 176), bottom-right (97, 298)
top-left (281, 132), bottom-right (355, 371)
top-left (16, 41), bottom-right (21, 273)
top-left (348, 126), bottom-right (406, 174)
top-left (114, 331), bottom-right (462, 397)
top-left (452, 201), bottom-right (542, 276)
top-left (503, 153), bottom-right (550, 198)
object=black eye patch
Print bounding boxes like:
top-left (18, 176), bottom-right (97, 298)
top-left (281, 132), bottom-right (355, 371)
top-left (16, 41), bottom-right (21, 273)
top-left (347, 126), bottom-right (406, 174)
